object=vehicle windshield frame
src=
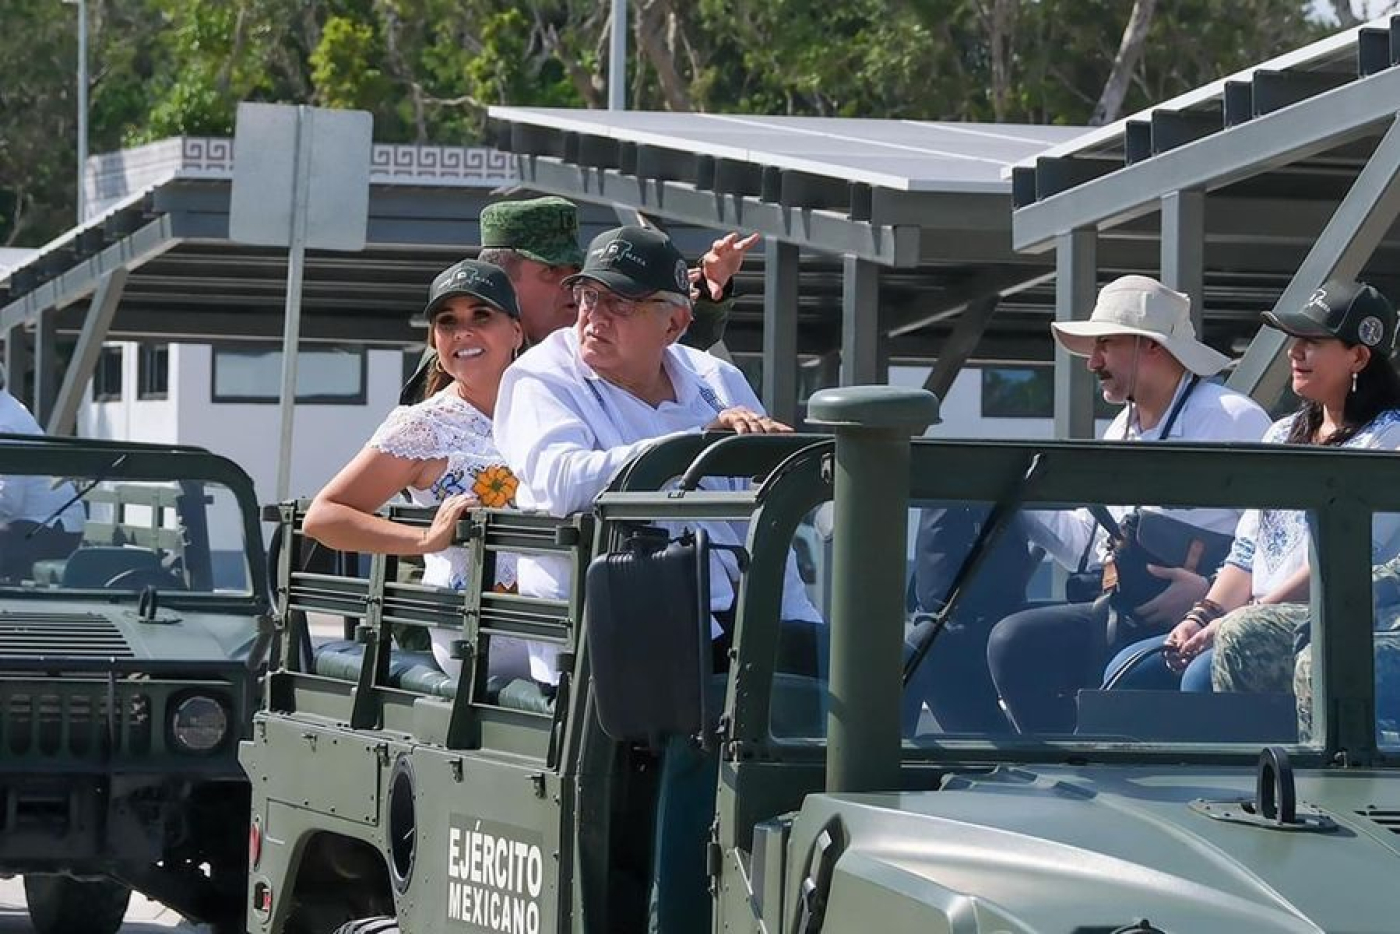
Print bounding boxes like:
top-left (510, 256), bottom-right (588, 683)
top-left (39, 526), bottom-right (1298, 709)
top-left (0, 436), bottom-right (268, 611)
top-left (599, 435), bottom-right (1400, 770)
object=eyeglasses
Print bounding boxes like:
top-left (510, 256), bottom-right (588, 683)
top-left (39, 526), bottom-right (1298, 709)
top-left (573, 285), bottom-right (679, 319)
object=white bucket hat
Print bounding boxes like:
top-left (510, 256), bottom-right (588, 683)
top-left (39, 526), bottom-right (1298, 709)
top-left (1051, 275), bottom-right (1230, 377)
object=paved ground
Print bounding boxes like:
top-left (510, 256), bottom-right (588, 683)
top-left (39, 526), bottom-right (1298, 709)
top-left (0, 879), bottom-right (210, 932)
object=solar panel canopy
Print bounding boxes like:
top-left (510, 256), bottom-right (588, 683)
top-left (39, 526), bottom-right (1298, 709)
top-left (492, 108), bottom-right (1082, 193)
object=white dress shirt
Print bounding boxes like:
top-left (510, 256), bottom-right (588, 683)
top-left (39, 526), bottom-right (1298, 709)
top-left (1023, 375), bottom-right (1272, 572)
top-left (0, 389), bottom-right (86, 532)
top-left (495, 329), bottom-right (821, 684)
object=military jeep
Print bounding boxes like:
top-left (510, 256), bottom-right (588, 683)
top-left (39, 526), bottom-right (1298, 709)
top-left (243, 387), bottom-right (1400, 934)
top-left (0, 434), bottom-right (269, 934)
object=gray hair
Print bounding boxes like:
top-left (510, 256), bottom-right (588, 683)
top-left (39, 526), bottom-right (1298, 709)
top-left (476, 247), bottom-right (523, 277)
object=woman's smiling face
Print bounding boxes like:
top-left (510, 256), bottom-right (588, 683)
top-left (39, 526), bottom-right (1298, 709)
top-left (429, 296), bottom-right (522, 391)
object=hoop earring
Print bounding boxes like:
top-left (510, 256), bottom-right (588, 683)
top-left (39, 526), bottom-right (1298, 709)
top-left (432, 352), bottom-right (446, 375)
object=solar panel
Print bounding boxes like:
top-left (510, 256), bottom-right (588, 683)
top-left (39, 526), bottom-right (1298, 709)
top-left (490, 107), bottom-right (1082, 192)
top-left (1008, 15), bottom-right (1389, 170)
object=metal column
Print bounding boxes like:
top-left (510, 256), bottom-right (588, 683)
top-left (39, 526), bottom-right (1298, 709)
top-left (1229, 115), bottom-right (1400, 406)
top-left (762, 238), bottom-right (799, 426)
top-left (1053, 229), bottom-right (1098, 439)
top-left (2, 327), bottom-right (31, 408)
top-left (33, 311), bottom-right (60, 425)
top-left (1161, 190), bottom-right (1205, 334)
top-left (47, 267), bottom-right (128, 435)
top-left (840, 255), bottom-right (880, 386)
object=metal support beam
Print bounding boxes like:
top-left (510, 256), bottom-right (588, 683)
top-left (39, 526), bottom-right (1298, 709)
top-left (2, 327), bottom-right (32, 409)
top-left (762, 238), bottom-right (799, 425)
top-left (1053, 229), bottom-right (1097, 440)
top-left (1161, 189), bottom-right (1206, 334)
top-left (1, 214), bottom-right (180, 332)
top-left (33, 311), bottom-right (60, 425)
top-left (1229, 115), bottom-right (1400, 405)
top-left (513, 156), bottom-right (923, 266)
top-left (840, 256), bottom-right (880, 385)
top-left (46, 267), bottom-right (128, 436)
top-left (923, 296), bottom-right (1000, 400)
top-left (887, 268), bottom-right (1051, 337)
top-left (1013, 67), bottom-right (1400, 251)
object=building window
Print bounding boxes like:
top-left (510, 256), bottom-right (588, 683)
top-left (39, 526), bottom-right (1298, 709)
top-left (92, 345), bottom-right (124, 402)
top-left (138, 343), bottom-right (169, 400)
top-left (211, 345), bottom-right (366, 404)
top-left (981, 366), bottom-right (1052, 418)
top-left (981, 366), bottom-right (1118, 420)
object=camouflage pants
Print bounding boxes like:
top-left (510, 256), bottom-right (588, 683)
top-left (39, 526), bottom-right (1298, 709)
top-left (1210, 603), bottom-right (1309, 694)
top-left (1294, 623), bottom-right (1400, 742)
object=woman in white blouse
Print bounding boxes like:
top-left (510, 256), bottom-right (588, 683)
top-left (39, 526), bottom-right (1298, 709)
top-left (304, 259), bottom-right (527, 679)
top-left (1110, 280), bottom-right (1400, 692)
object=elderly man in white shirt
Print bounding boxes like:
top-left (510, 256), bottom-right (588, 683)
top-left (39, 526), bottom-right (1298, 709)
top-left (0, 364), bottom-right (85, 580)
top-left (495, 225), bottom-right (821, 687)
top-left (496, 225), bottom-right (820, 934)
top-left (983, 276), bottom-right (1272, 734)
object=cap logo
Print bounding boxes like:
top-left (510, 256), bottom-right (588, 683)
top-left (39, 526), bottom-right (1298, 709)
top-left (1358, 315), bottom-right (1384, 347)
top-left (602, 239), bottom-right (645, 268)
top-left (1306, 287), bottom-right (1329, 315)
top-left (674, 259), bottom-right (689, 292)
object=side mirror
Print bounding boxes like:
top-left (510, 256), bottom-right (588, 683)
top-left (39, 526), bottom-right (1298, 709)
top-left (584, 527), bottom-right (712, 745)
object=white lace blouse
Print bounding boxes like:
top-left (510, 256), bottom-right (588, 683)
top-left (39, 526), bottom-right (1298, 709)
top-left (367, 389), bottom-right (525, 679)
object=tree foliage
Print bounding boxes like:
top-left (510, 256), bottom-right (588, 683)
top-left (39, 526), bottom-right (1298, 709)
top-left (0, 0), bottom-right (1354, 246)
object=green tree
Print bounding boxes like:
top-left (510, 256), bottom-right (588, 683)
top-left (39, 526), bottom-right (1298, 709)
top-left (0, 0), bottom-right (1344, 248)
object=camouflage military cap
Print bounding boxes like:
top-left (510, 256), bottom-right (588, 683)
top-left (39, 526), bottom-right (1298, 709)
top-left (479, 196), bottom-right (585, 268)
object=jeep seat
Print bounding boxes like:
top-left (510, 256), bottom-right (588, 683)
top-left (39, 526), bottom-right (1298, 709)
top-left (309, 640), bottom-right (556, 713)
top-left (59, 546), bottom-right (161, 588)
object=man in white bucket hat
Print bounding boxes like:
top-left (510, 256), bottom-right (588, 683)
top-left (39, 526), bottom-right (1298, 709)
top-left (982, 275), bottom-right (1271, 734)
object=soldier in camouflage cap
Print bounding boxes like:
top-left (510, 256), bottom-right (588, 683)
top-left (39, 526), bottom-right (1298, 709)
top-left (401, 196), bottom-right (755, 404)
top-left (479, 196), bottom-right (585, 268)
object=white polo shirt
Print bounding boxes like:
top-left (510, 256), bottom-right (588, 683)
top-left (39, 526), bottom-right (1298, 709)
top-left (495, 329), bottom-right (820, 683)
top-left (0, 389), bottom-right (85, 532)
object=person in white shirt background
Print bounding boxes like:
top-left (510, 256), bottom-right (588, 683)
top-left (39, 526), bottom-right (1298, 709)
top-left (0, 363), bottom-right (86, 580)
top-left (982, 276), bottom-right (1271, 733)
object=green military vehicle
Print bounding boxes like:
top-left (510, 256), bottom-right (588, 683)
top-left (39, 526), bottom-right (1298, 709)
top-left (0, 434), bottom-right (269, 934)
top-left (242, 387), bottom-right (1400, 934)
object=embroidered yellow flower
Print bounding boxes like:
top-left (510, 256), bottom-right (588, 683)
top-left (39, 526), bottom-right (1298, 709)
top-left (472, 464), bottom-right (518, 508)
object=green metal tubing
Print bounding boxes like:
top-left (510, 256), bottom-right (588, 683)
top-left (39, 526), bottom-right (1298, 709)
top-left (826, 429), bottom-right (907, 791)
top-left (809, 386), bottom-right (939, 794)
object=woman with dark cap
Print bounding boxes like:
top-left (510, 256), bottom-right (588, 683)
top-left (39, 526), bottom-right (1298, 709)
top-left (304, 259), bottom-right (527, 679)
top-left (1106, 279), bottom-right (1400, 696)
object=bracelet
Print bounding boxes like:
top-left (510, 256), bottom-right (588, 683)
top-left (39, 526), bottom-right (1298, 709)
top-left (1182, 612), bottom-right (1209, 630)
top-left (1190, 598), bottom-right (1224, 622)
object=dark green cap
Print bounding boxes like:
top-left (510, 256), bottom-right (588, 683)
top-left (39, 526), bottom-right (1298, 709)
top-left (424, 259), bottom-right (520, 320)
top-left (479, 196), bottom-right (585, 267)
top-left (1262, 279), bottom-right (1397, 353)
top-left (564, 226), bottom-right (691, 300)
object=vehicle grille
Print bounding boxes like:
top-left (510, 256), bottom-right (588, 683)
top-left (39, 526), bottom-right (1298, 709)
top-left (1359, 808), bottom-right (1400, 835)
top-left (1, 691), bottom-right (152, 758)
top-left (0, 612), bottom-right (133, 659)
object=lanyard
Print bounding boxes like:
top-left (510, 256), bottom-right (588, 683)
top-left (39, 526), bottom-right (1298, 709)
top-left (1077, 375), bottom-right (1202, 571)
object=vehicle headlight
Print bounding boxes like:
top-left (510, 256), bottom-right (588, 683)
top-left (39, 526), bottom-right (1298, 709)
top-left (170, 694), bottom-right (229, 753)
